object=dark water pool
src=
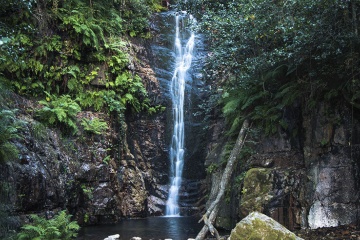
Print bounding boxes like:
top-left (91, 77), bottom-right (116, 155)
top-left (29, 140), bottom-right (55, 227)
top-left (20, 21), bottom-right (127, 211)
top-left (77, 216), bottom-right (203, 240)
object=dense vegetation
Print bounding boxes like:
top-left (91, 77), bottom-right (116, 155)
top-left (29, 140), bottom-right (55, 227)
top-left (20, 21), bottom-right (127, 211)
top-left (0, 0), bottom-right (164, 238)
top-left (184, 0), bottom-right (360, 136)
top-left (17, 211), bottom-right (80, 240)
top-left (0, 0), bottom-right (165, 133)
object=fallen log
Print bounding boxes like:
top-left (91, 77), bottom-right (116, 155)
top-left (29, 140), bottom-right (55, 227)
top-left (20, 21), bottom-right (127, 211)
top-left (195, 119), bottom-right (250, 240)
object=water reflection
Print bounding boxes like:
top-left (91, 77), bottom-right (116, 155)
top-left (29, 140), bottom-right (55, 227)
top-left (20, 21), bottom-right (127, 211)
top-left (77, 216), bottom-right (202, 240)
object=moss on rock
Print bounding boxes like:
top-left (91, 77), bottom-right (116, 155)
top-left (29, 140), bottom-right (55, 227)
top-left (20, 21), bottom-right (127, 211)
top-left (240, 168), bottom-right (273, 216)
top-left (229, 212), bottom-right (303, 240)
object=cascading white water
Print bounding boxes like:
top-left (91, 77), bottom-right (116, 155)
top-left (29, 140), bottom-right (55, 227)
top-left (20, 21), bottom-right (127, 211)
top-left (166, 13), bottom-right (195, 216)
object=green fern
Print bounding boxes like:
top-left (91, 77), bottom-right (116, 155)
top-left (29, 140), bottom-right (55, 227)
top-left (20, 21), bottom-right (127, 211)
top-left (17, 210), bottom-right (80, 240)
top-left (0, 109), bottom-right (20, 162)
top-left (81, 117), bottom-right (108, 135)
top-left (77, 90), bottom-right (106, 111)
top-left (31, 122), bottom-right (47, 141)
top-left (36, 92), bottom-right (81, 133)
top-left (0, 0), bottom-right (159, 121)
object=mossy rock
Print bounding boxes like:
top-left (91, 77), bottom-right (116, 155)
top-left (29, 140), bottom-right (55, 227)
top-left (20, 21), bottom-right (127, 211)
top-left (240, 168), bottom-right (273, 216)
top-left (229, 212), bottom-right (303, 240)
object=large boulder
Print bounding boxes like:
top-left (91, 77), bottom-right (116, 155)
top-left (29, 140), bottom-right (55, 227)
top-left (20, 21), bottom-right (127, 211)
top-left (229, 212), bottom-right (303, 240)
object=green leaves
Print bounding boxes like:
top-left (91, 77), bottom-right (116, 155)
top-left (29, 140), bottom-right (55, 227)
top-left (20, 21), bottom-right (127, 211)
top-left (17, 210), bottom-right (80, 240)
top-left (36, 93), bottom-right (81, 134)
top-left (81, 117), bottom-right (108, 135)
top-left (0, 0), bottom-right (160, 122)
top-left (192, 0), bottom-right (360, 135)
top-left (0, 109), bottom-right (21, 162)
top-left (61, 10), bottom-right (105, 50)
top-left (0, 0), bottom-right (164, 140)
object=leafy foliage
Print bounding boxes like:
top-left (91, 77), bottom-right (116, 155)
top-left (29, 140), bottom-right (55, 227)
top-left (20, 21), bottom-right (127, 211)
top-left (0, 109), bottom-right (20, 162)
top-left (17, 210), bottom-right (80, 240)
top-left (205, 163), bottom-right (218, 174)
top-left (36, 93), bottom-right (81, 133)
top-left (0, 0), bottom-right (162, 127)
top-left (119, 0), bottom-right (166, 37)
top-left (81, 117), bottom-right (108, 135)
top-left (187, 0), bottom-right (360, 135)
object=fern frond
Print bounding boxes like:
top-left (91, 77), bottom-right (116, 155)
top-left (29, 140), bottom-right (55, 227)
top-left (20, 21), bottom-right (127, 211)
top-left (241, 92), bottom-right (265, 110)
top-left (17, 210), bottom-right (80, 240)
top-left (36, 93), bottom-right (80, 133)
top-left (0, 109), bottom-right (20, 162)
top-left (54, 108), bottom-right (67, 122)
top-left (21, 224), bottom-right (44, 235)
top-left (222, 97), bottom-right (241, 116)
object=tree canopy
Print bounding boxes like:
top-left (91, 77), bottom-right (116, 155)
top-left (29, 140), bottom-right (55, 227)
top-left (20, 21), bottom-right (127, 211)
top-left (184, 0), bottom-right (360, 135)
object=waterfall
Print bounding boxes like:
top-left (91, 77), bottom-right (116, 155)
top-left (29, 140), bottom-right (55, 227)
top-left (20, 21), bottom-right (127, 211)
top-left (166, 13), bottom-right (195, 216)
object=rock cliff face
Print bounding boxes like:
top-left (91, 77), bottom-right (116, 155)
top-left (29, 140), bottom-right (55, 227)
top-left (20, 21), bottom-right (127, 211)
top-left (0, 37), bottom-right (170, 228)
top-left (0, 14), bottom-right (209, 235)
top-left (0, 43), bottom-right (153, 231)
top-left (206, 101), bottom-right (360, 231)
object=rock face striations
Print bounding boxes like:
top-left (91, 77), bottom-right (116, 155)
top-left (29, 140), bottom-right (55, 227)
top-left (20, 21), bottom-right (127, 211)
top-left (205, 101), bottom-right (360, 231)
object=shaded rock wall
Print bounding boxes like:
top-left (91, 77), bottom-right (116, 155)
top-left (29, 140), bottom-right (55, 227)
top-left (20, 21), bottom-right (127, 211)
top-left (206, 101), bottom-right (360, 231)
top-left (0, 96), bottom-right (125, 228)
top-left (302, 103), bottom-right (360, 229)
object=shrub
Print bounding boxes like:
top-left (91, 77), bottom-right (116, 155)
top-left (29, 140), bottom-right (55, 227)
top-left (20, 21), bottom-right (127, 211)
top-left (36, 92), bottom-right (81, 134)
top-left (80, 117), bottom-right (108, 135)
top-left (17, 210), bottom-right (80, 240)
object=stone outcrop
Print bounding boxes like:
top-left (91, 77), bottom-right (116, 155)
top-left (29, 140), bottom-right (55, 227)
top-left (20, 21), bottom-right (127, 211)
top-left (302, 103), bottom-right (360, 229)
top-left (240, 168), bottom-right (273, 216)
top-left (229, 211), bottom-right (303, 240)
top-left (206, 101), bottom-right (360, 231)
top-left (0, 98), bottom-right (125, 227)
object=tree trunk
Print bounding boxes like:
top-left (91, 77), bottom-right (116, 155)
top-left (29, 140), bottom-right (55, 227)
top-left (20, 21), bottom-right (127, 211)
top-left (195, 119), bottom-right (250, 240)
top-left (352, 0), bottom-right (358, 36)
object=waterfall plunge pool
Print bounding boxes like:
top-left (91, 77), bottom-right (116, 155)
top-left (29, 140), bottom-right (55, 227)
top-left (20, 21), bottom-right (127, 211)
top-left (77, 216), bottom-right (203, 240)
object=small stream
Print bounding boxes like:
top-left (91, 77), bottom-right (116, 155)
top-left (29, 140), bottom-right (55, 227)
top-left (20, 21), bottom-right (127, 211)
top-left (77, 216), bottom-right (202, 240)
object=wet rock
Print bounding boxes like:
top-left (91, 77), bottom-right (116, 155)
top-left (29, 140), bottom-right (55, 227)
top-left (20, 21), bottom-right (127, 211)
top-left (104, 234), bottom-right (120, 240)
top-left (249, 151), bottom-right (304, 168)
top-left (117, 163), bottom-right (148, 217)
top-left (147, 195), bottom-right (166, 215)
top-left (229, 212), bottom-right (303, 240)
top-left (255, 133), bottom-right (292, 153)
